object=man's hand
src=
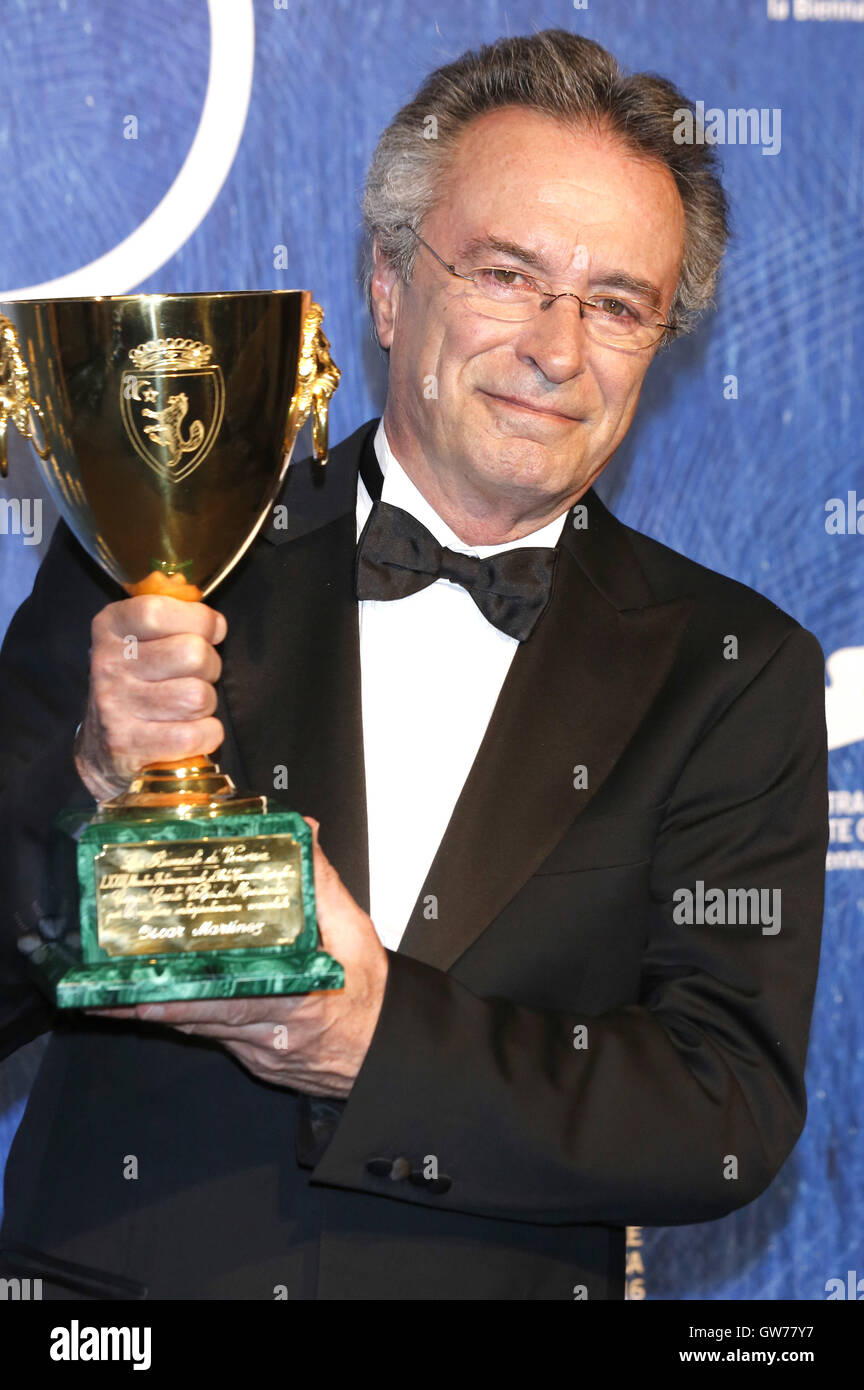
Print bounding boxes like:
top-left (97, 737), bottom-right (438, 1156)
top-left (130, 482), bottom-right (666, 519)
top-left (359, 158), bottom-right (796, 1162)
top-left (87, 818), bottom-right (390, 1099)
top-left (74, 595), bottom-right (227, 801)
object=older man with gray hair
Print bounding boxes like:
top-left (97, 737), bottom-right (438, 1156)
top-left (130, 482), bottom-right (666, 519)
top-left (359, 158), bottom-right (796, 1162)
top-left (0, 29), bottom-right (826, 1301)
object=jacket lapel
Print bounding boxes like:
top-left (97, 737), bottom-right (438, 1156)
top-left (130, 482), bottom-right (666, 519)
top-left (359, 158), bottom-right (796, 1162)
top-left (396, 489), bottom-right (695, 970)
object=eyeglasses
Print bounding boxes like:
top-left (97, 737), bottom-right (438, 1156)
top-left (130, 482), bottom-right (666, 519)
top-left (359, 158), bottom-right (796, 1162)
top-left (398, 225), bottom-right (677, 352)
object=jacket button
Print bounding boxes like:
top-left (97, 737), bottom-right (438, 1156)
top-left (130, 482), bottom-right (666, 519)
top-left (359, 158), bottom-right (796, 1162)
top-left (409, 1171), bottom-right (452, 1194)
top-left (365, 1158), bottom-right (391, 1178)
top-left (365, 1156), bottom-right (413, 1181)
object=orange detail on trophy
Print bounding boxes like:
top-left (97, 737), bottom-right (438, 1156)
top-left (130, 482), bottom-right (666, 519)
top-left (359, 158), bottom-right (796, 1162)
top-left (127, 570), bottom-right (204, 601)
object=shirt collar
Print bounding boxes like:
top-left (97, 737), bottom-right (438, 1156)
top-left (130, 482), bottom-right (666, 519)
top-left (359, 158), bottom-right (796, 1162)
top-left (356, 419), bottom-right (569, 556)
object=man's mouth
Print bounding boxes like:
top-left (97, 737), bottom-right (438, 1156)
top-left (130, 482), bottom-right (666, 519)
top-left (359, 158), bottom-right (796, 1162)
top-left (480, 390), bottom-right (580, 423)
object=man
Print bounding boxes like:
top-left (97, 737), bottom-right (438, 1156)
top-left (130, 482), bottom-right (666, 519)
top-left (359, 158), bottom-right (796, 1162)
top-left (0, 30), bottom-right (826, 1300)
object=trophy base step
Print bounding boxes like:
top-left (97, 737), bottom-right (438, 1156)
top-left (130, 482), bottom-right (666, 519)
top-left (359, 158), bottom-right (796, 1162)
top-left (96, 755), bottom-right (266, 819)
top-left (32, 942), bottom-right (344, 1008)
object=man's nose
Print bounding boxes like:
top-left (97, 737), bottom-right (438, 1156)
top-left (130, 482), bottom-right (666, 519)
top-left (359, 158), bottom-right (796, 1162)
top-left (512, 295), bottom-right (589, 384)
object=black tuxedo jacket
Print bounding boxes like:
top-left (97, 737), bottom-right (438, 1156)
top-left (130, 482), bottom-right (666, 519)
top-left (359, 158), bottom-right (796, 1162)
top-left (0, 418), bottom-right (827, 1300)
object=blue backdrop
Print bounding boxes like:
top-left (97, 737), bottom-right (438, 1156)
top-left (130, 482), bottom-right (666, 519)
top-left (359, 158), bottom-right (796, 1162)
top-left (1, 0), bottom-right (862, 1300)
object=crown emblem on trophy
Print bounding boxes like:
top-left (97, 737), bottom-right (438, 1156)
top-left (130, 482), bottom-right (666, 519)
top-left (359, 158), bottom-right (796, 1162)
top-left (121, 336), bottom-right (223, 481)
top-left (128, 337), bottom-right (213, 372)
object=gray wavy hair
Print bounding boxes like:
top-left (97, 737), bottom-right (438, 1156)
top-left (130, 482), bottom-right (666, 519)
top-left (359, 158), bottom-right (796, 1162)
top-left (362, 29), bottom-right (729, 345)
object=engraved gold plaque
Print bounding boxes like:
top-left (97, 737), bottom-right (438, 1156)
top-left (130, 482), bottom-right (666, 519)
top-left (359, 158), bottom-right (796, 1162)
top-left (95, 834), bottom-right (305, 957)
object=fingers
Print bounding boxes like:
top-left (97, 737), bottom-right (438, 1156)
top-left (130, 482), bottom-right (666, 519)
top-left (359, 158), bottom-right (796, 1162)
top-left (76, 596), bottom-right (229, 795)
top-left (102, 715), bottom-right (226, 768)
top-left (121, 675), bottom-right (219, 722)
top-left (94, 595), bottom-right (227, 645)
top-left (119, 633), bottom-right (223, 685)
top-left (87, 997), bottom-right (307, 1031)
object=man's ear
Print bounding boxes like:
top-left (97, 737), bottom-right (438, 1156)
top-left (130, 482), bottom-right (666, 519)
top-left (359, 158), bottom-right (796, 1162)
top-left (369, 238), bottom-right (402, 350)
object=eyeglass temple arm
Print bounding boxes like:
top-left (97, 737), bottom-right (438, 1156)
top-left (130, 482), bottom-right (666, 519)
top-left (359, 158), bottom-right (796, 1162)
top-left (397, 224), bottom-right (474, 282)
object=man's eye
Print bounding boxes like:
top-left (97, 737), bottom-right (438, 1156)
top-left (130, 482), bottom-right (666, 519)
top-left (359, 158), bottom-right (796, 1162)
top-left (588, 296), bottom-right (650, 322)
top-left (474, 268), bottom-right (533, 293)
top-left (592, 297), bottom-right (639, 320)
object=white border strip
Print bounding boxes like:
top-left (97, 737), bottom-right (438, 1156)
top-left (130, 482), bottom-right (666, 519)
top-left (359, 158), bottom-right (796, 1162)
top-left (2, 0), bottom-right (255, 299)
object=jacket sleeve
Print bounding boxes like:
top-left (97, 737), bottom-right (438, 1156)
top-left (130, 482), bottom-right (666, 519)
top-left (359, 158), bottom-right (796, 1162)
top-left (308, 624), bottom-right (828, 1225)
top-left (0, 523), bottom-right (115, 1061)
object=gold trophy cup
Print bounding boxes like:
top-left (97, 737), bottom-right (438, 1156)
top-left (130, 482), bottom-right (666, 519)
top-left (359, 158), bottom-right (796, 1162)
top-left (0, 291), bottom-right (344, 1005)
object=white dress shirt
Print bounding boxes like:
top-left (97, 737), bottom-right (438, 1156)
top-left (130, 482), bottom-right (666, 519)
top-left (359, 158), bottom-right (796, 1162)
top-left (357, 420), bottom-right (569, 950)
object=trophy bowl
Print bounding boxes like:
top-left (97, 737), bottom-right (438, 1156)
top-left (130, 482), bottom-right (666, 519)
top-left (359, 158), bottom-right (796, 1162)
top-left (0, 290), bottom-right (338, 596)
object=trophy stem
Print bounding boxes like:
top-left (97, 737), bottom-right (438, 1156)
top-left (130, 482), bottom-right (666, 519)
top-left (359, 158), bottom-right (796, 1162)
top-left (97, 756), bottom-right (267, 821)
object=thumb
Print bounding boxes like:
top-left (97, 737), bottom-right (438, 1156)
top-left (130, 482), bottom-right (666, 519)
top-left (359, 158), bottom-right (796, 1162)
top-left (300, 818), bottom-right (389, 1000)
top-left (301, 815), bottom-right (368, 941)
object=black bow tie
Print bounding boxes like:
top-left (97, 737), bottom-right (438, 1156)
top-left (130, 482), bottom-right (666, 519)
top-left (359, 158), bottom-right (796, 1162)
top-left (355, 499), bottom-right (559, 642)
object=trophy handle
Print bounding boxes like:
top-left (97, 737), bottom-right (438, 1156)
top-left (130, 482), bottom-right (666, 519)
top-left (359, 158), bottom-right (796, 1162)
top-left (0, 314), bottom-right (51, 477)
top-left (291, 301), bottom-right (341, 466)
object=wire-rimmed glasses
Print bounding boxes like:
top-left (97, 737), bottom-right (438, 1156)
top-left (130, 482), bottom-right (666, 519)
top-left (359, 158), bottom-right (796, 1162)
top-left (398, 224), bottom-right (678, 351)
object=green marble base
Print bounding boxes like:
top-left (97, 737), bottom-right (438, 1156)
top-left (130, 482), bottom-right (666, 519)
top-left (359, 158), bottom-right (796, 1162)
top-left (35, 803), bottom-right (344, 1008)
top-left (36, 943), bottom-right (344, 1007)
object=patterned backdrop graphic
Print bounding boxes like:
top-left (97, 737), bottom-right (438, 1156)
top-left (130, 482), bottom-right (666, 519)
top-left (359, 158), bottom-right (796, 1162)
top-left (1, 0), bottom-right (862, 1299)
